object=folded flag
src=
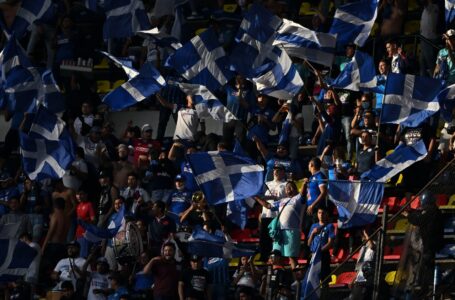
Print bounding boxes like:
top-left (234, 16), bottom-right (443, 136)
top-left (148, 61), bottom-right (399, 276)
top-left (103, 0), bottom-right (151, 39)
top-left (177, 82), bottom-right (237, 122)
top-left (361, 139), bottom-right (427, 183)
top-left (103, 62), bottom-right (166, 111)
top-left (328, 180), bottom-right (384, 228)
top-left (381, 73), bottom-right (443, 127)
top-left (166, 28), bottom-right (233, 92)
top-left (274, 18), bottom-right (336, 67)
top-left (187, 226), bottom-right (255, 258)
top-left (329, 0), bottom-right (378, 47)
top-left (188, 151), bottom-right (264, 205)
top-left (301, 241), bottom-right (322, 300)
top-left (137, 28), bottom-right (182, 50)
top-left (80, 204), bottom-right (125, 243)
top-left (330, 50), bottom-right (377, 91)
top-left (437, 83), bottom-right (455, 121)
top-left (0, 239), bottom-right (38, 282)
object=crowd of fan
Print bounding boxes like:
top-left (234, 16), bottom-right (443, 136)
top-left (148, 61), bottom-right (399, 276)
top-left (0, 0), bottom-right (454, 299)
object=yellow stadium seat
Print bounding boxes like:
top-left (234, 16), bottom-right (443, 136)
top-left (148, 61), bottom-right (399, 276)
top-left (229, 257), bottom-right (239, 267)
top-left (404, 20), bottom-right (420, 35)
top-left (299, 2), bottom-right (316, 16)
top-left (94, 57), bottom-right (109, 69)
top-left (393, 218), bottom-right (409, 232)
top-left (329, 274), bottom-right (337, 285)
top-left (370, 22), bottom-right (379, 37)
top-left (223, 4), bottom-right (238, 13)
top-left (96, 80), bottom-right (111, 94)
top-left (112, 79), bottom-right (126, 89)
top-left (385, 271), bottom-right (396, 286)
top-left (441, 194), bottom-right (455, 209)
top-left (195, 28), bottom-right (207, 36)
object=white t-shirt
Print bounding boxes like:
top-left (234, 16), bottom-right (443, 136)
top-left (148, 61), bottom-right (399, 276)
top-left (77, 136), bottom-right (105, 169)
top-left (74, 115), bottom-right (94, 136)
top-left (261, 180), bottom-right (286, 219)
top-left (54, 257), bottom-right (87, 289)
top-left (87, 272), bottom-right (110, 300)
top-left (272, 194), bottom-right (304, 230)
top-left (62, 158), bottom-right (88, 191)
top-left (174, 108), bottom-right (199, 141)
top-left (355, 246), bottom-right (375, 282)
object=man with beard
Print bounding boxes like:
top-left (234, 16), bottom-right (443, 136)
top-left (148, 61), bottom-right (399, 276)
top-left (143, 242), bottom-right (180, 300)
top-left (179, 255), bottom-right (211, 300)
top-left (111, 144), bottom-right (136, 190)
top-left (97, 170), bottom-right (119, 227)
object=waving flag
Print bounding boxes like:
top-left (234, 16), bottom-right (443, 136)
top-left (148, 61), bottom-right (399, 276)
top-left (361, 140), bottom-right (427, 183)
top-left (230, 3), bottom-right (282, 77)
top-left (301, 241), bottom-right (322, 300)
top-left (329, 0), bottom-right (378, 47)
top-left (80, 204), bottom-right (125, 242)
top-left (166, 28), bottom-right (233, 92)
top-left (29, 106), bottom-right (66, 141)
top-left (274, 19), bottom-right (336, 67)
top-left (188, 151), bottom-right (264, 205)
top-left (446, 0), bottom-right (455, 24)
top-left (187, 226), bottom-right (255, 258)
top-left (330, 50), bottom-right (377, 91)
top-left (177, 82), bottom-right (237, 122)
top-left (137, 28), bottom-right (182, 50)
top-left (103, 0), bottom-right (151, 39)
top-left (100, 50), bottom-right (139, 79)
top-left (253, 46), bottom-right (304, 99)
top-left (437, 83), bottom-right (455, 121)
top-left (328, 180), bottom-right (384, 228)
top-left (20, 131), bottom-right (74, 181)
top-left (278, 111), bottom-right (292, 145)
top-left (0, 239), bottom-right (38, 282)
top-left (381, 73), bottom-right (443, 127)
top-left (5, 0), bottom-right (54, 38)
top-left (103, 62), bottom-right (166, 111)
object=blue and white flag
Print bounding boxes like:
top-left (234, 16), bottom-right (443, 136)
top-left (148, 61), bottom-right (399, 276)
top-left (301, 242), bottom-right (322, 300)
top-left (0, 239), bottom-right (38, 282)
top-left (1, 36), bottom-right (32, 80)
top-left (100, 50), bottom-right (139, 79)
top-left (103, 62), bottom-right (166, 111)
top-left (177, 82), bottom-right (237, 122)
top-left (330, 50), bottom-right (377, 91)
top-left (7, 0), bottom-right (54, 37)
top-left (226, 198), bottom-right (255, 229)
top-left (103, 0), bottom-right (151, 39)
top-left (188, 151), bottom-right (264, 205)
top-left (187, 226), bottom-right (255, 258)
top-left (381, 73), bottom-right (443, 127)
top-left (137, 28), bottom-right (182, 50)
top-left (29, 106), bottom-right (66, 141)
top-left (20, 132), bottom-right (74, 181)
top-left (80, 204), bottom-right (125, 243)
top-left (328, 180), bottom-right (384, 228)
top-left (166, 28), bottom-right (233, 92)
top-left (230, 3), bottom-right (282, 77)
top-left (329, 0), bottom-right (378, 47)
top-left (361, 140), bottom-right (427, 183)
top-left (85, 0), bottom-right (98, 11)
top-left (278, 112), bottom-right (292, 145)
top-left (446, 0), bottom-right (455, 24)
top-left (253, 46), bottom-right (304, 99)
top-left (437, 83), bottom-right (455, 121)
top-left (274, 19), bottom-right (336, 67)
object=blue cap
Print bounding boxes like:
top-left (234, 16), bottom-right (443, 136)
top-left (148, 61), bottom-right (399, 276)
top-left (175, 174), bottom-right (185, 181)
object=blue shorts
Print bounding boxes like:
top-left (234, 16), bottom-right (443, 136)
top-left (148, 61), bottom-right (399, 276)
top-left (272, 229), bottom-right (301, 258)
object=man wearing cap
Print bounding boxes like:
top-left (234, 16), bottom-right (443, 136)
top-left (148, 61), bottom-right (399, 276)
top-left (75, 126), bottom-right (107, 169)
top-left (167, 174), bottom-right (192, 227)
top-left (51, 241), bottom-right (88, 290)
top-left (179, 255), bottom-right (211, 300)
top-left (86, 255), bottom-right (110, 300)
top-left (434, 29), bottom-right (455, 85)
top-left (130, 123), bottom-right (161, 169)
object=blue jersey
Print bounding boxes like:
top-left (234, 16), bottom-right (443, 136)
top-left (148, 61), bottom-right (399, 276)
top-left (307, 171), bottom-right (326, 206)
top-left (167, 189), bottom-right (192, 223)
top-left (309, 223), bottom-right (336, 253)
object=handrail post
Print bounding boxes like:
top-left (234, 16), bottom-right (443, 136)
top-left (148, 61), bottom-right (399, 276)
top-left (373, 205), bottom-right (387, 300)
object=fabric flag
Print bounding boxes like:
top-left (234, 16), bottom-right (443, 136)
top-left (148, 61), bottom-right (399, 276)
top-left (301, 241), bottom-right (322, 300)
top-left (330, 50), bottom-right (377, 91)
top-left (230, 3), bottom-right (282, 77)
top-left (274, 18), bottom-right (336, 67)
top-left (137, 28), bottom-right (182, 50)
top-left (80, 204), bottom-right (125, 243)
top-left (165, 28), bottom-right (233, 92)
top-left (188, 151), bottom-right (264, 205)
top-left (381, 73), bottom-right (443, 127)
top-left (85, 0), bottom-right (98, 11)
top-left (253, 46), bottom-right (304, 99)
top-left (100, 50), bottom-right (139, 79)
top-left (278, 111), bottom-right (292, 145)
top-left (20, 131), bottom-right (74, 181)
top-left (446, 0), bottom-right (455, 24)
top-left (29, 106), bottom-right (66, 141)
top-left (328, 180), bottom-right (384, 228)
top-left (103, 0), bottom-right (151, 39)
top-left (103, 62), bottom-right (166, 111)
top-left (437, 83), bottom-right (455, 121)
top-left (0, 239), bottom-right (38, 282)
top-left (361, 139), bottom-right (427, 183)
top-left (329, 0), bottom-right (378, 47)
top-left (177, 82), bottom-right (237, 122)
top-left (187, 226), bottom-right (255, 258)
top-left (5, 0), bottom-right (54, 38)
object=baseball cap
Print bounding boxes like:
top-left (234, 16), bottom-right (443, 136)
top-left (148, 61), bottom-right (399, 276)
top-left (175, 174), bottom-right (185, 181)
top-left (273, 164), bottom-right (285, 170)
top-left (445, 29), bottom-right (455, 38)
top-left (141, 124), bottom-right (152, 132)
top-left (67, 240), bottom-right (80, 249)
top-left (190, 254), bottom-right (201, 261)
top-left (90, 126), bottom-right (101, 133)
top-left (96, 257), bottom-right (109, 265)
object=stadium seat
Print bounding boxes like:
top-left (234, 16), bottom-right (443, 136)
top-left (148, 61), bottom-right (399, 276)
top-left (441, 194), bottom-right (455, 209)
top-left (392, 218), bottom-right (409, 233)
top-left (380, 196), bottom-right (400, 213)
top-left (384, 244), bottom-right (403, 260)
top-left (299, 2), bottom-right (316, 16)
top-left (404, 20), bottom-right (420, 35)
top-left (435, 194), bottom-right (449, 206)
top-left (329, 274), bottom-right (337, 285)
top-left (94, 57), bottom-right (109, 69)
top-left (195, 28), bottom-right (207, 36)
top-left (96, 80), bottom-right (111, 94)
top-left (112, 80), bottom-right (126, 89)
top-left (332, 271), bottom-right (356, 287)
top-left (385, 271), bottom-right (396, 286)
top-left (223, 4), bottom-right (238, 13)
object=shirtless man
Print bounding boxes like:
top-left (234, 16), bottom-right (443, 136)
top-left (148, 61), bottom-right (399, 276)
top-left (111, 144), bottom-right (136, 190)
top-left (41, 198), bottom-right (71, 284)
top-left (52, 180), bottom-right (76, 240)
